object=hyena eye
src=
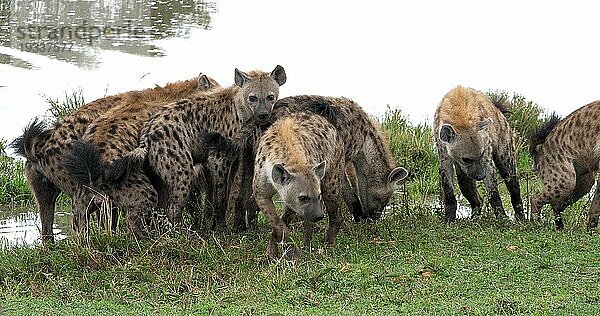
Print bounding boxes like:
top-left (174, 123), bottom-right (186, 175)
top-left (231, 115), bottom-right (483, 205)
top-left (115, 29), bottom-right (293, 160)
top-left (266, 95), bottom-right (275, 101)
top-left (248, 95), bottom-right (258, 102)
top-left (462, 158), bottom-right (476, 164)
top-left (298, 195), bottom-right (310, 203)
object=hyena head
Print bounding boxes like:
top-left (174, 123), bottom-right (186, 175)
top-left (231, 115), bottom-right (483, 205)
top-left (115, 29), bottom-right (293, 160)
top-left (271, 161), bottom-right (326, 223)
top-left (197, 73), bottom-right (221, 91)
top-left (359, 166), bottom-right (408, 220)
top-left (234, 65), bottom-right (287, 124)
top-left (439, 118), bottom-right (492, 181)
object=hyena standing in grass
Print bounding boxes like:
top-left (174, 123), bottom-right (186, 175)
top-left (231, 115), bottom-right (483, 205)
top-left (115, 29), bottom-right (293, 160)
top-left (434, 86), bottom-right (525, 221)
top-left (65, 74), bottom-right (220, 233)
top-left (11, 74), bottom-right (215, 242)
top-left (219, 95), bottom-right (408, 238)
top-left (529, 100), bottom-right (600, 230)
top-left (253, 112), bottom-right (344, 261)
top-left (96, 66), bottom-right (286, 236)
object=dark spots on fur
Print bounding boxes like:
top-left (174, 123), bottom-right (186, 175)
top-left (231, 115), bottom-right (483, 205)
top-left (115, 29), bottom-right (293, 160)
top-left (110, 144), bottom-right (117, 150)
top-left (88, 126), bottom-right (97, 134)
top-left (150, 130), bottom-right (164, 142)
top-left (163, 114), bottom-right (171, 121)
top-left (109, 124), bottom-right (118, 134)
top-left (97, 142), bottom-right (106, 148)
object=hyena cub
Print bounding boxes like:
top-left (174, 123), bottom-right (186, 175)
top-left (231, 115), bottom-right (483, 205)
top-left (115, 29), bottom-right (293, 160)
top-left (529, 100), bottom-right (600, 230)
top-left (434, 86), bottom-right (525, 221)
top-left (109, 66), bottom-right (286, 235)
top-left (253, 112), bottom-right (344, 261)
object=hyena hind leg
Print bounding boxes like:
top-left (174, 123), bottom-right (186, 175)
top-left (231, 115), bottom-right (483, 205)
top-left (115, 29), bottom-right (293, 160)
top-left (25, 164), bottom-right (60, 243)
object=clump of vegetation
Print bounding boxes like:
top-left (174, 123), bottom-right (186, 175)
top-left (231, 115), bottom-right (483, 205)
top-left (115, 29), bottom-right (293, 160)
top-left (0, 139), bottom-right (31, 205)
top-left (45, 89), bottom-right (85, 121)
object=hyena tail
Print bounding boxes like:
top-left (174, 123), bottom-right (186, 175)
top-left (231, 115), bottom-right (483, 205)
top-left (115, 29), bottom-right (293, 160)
top-left (489, 94), bottom-right (512, 117)
top-left (529, 113), bottom-right (561, 149)
top-left (104, 147), bottom-right (147, 184)
top-left (64, 141), bottom-right (104, 188)
top-left (201, 132), bottom-right (240, 159)
top-left (305, 99), bottom-right (339, 125)
top-left (10, 118), bottom-right (50, 162)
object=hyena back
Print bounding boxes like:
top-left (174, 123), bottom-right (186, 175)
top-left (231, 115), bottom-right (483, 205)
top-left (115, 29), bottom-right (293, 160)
top-left (105, 66), bottom-right (286, 236)
top-left (530, 100), bottom-right (600, 230)
top-left (434, 86), bottom-right (525, 221)
top-left (253, 112), bottom-right (344, 261)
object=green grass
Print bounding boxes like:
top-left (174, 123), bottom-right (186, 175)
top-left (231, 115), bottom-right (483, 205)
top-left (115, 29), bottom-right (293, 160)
top-left (1, 90), bottom-right (599, 315)
top-left (0, 216), bottom-right (598, 315)
top-left (0, 139), bottom-right (31, 205)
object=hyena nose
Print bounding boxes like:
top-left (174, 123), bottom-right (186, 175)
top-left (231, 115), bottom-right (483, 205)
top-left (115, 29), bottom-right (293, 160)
top-left (314, 212), bottom-right (324, 222)
top-left (257, 112), bottom-right (269, 121)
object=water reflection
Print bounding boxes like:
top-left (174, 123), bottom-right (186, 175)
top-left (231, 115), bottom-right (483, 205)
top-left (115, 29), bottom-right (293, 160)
top-left (0, 206), bottom-right (71, 247)
top-left (0, 0), bottom-right (216, 68)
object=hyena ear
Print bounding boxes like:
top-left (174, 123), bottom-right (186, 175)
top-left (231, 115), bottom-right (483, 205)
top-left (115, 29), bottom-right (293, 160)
top-left (388, 167), bottom-right (408, 185)
top-left (439, 124), bottom-right (457, 143)
top-left (270, 65), bottom-right (286, 86)
top-left (478, 117), bottom-right (493, 130)
top-left (272, 163), bottom-right (291, 186)
top-left (312, 161), bottom-right (326, 180)
top-left (235, 68), bottom-right (251, 87)
top-left (197, 74), bottom-right (213, 91)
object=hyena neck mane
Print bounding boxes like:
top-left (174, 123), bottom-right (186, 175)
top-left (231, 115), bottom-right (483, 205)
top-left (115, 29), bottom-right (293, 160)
top-left (184, 85), bottom-right (245, 135)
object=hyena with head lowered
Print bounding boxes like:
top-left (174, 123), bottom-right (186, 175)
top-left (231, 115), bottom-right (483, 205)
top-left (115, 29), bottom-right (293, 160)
top-left (434, 86), bottom-right (525, 221)
top-left (529, 100), bottom-right (600, 230)
top-left (271, 96), bottom-right (409, 221)
top-left (222, 95), bottom-right (409, 233)
top-left (64, 74), bottom-right (220, 233)
top-left (99, 66), bottom-right (286, 236)
top-left (11, 74), bottom-right (216, 242)
top-left (253, 112), bottom-right (344, 261)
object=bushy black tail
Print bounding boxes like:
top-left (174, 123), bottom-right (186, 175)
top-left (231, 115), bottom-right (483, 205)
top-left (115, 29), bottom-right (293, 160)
top-left (529, 113), bottom-right (561, 150)
top-left (489, 95), bottom-right (512, 117)
top-left (201, 132), bottom-right (241, 159)
top-left (104, 147), bottom-right (147, 185)
top-left (63, 141), bottom-right (104, 187)
top-left (10, 118), bottom-right (49, 161)
top-left (305, 99), bottom-right (339, 125)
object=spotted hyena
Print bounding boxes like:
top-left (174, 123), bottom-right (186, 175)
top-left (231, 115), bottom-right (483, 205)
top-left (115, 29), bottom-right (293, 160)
top-left (434, 86), bottom-right (525, 221)
top-left (214, 95), bottom-right (408, 240)
top-left (529, 100), bottom-right (600, 230)
top-left (253, 112), bottom-right (344, 261)
top-left (64, 74), bottom-right (220, 233)
top-left (11, 74), bottom-right (215, 242)
top-left (96, 66), bottom-right (286, 236)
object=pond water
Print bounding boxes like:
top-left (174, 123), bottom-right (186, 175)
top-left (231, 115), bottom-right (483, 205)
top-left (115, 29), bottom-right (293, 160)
top-left (1, 0), bottom-right (600, 245)
top-left (0, 206), bottom-right (71, 247)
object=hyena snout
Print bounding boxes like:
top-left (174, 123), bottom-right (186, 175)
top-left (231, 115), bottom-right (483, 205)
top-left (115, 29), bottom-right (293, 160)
top-left (460, 161), bottom-right (486, 181)
top-left (304, 203), bottom-right (324, 223)
top-left (256, 104), bottom-right (271, 122)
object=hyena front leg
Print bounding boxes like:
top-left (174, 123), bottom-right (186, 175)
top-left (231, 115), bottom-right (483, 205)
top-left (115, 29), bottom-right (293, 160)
top-left (342, 163), bottom-right (363, 222)
top-left (482, 156), bottom-right (506, 219)
top-left (438, 157), bottom-right (457, 222)
top-left (494, 147), bottom-right (525, 220)
top-left (25, 163), bottom-right (60, 243)
top-left (586, 175), bottom-right (600, 230)
top-left (255, 194), bottom-right (297, 262)
top-left (455, 162), bottom-right (482, 217)
top-left (322, 167), bottom-right (343, 246)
